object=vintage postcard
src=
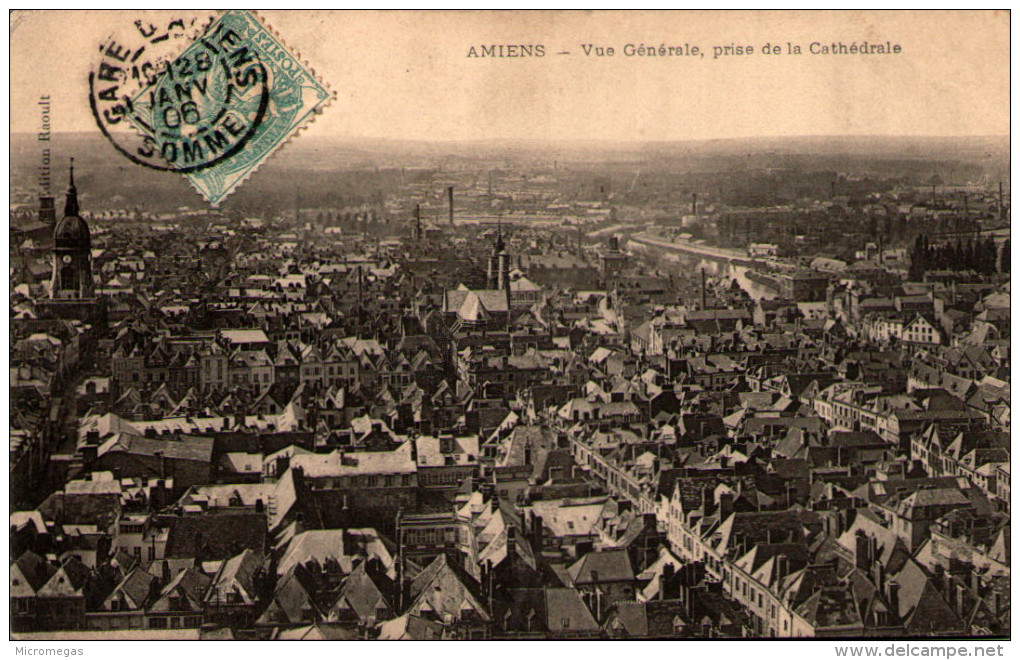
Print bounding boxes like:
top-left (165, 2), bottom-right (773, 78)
top-left (8, 9), bottom-right (1010, 651)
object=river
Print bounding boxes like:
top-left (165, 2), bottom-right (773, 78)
top-left (671, 253), bottom-right (778, 301)
top-left (627, 239), bottom-right (778, 301)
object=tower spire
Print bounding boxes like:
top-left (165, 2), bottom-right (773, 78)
top-left (64, 157), bottom-right (79, 217)
top-left (494, 215), bottom-right (505, 253)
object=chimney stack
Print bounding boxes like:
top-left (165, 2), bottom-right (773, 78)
top-left (887, 580), bottom-right (900, 618)
top-left (719, 492), bottom-right (734, 517)
top-left (683, 566), bottom-right (696, 619)
top-left (775, 554), bottom-right (788, 582)
top-left (661, 562), bottom-right (675, 600)
top-left (700, 268), bottom-right (707, 310)
top-left (955, 583), bottom-right (967, 616)
top-left (39, 196), bottom-right (56, 225)
top-left (855, 531), bottom-right (870, 570)
top-left (447, 186), bottom-right (454, 225)
top-left (691, 192), bottom-right (698, 217)
top-left (999, 182), bottom-right (1005, 222)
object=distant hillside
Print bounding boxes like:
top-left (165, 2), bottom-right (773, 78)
top-left (11, 132), bottom-right (1009, 215)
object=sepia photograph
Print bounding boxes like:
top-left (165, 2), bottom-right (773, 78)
top-left (6, 8), bottom-right (1011, 651)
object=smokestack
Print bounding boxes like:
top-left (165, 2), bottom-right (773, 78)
top-left (357, 265), bottom-right (364, 313)
top-left (692, 192), bottom-right (698, 217)
top-left (887, 581), bottom-right (900, 617)
top-left (700, 268), bottom-right (707, 310)
top-left (999, 182), bottom-right (1005, 222)
top-left (39, 196), bottom-right (56, 225)
top-left (447, 186), bottom-right (454, 225)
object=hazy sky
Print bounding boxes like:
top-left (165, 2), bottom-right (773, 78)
top-left (10, 10), bottom-right (1010, 142)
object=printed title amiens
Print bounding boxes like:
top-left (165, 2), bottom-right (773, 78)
top-left (467, 44), bottom-right (545, 57)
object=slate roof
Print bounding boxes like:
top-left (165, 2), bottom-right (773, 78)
top-left (329, 559), bottom-right (396, 622)
top-left (545, 588), bottom-right (600, 633)
top-left (206, 548), bottom-right (264, 606)
top-left (794, 586), bottom-right (862, 630)
top-left (257, 563), bottom-right (320, 625)
top-left (148, 567), bottom-right (212, 614)
top-left (97, 433), bottom-right (214, 463)
top-left (11, 551), bottom-right (57, 597)
top-left (104, 568), bottom-right (158, 611)
top-left (609, 599), bottom-right (688, 638)
top-left (407, 554), bottom-right (490, 622)
top-left (37, 557), bottom-right (91, 598)
top-left (567, 549), bottom-right (634, 585)
top-left (164, 513), bottom-right (268, 561)
top-left (277, 528), bottom-right (393, 577)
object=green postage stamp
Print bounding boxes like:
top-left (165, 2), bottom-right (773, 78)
top-left (90, 10), bottom-right (332, 206)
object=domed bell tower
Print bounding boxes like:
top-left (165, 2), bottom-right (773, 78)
top-left (50, 158), bottom-right (94, 299)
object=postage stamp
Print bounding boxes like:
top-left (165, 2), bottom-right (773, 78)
top-left (89, 10), bottom-right (332, 206)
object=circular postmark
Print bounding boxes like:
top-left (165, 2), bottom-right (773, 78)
top-left (89, 13), bottom-right (271, 174)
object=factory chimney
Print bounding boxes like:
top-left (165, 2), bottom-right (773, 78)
top-left (999, 182), bottom-right (1005, 222)
top-left (692, 192), bottom-right (698, 217)
top-left (447, 186), bottom-right (454, 225)
top-left (39, 195), bottom-right (56, 225)
top-left (700, 268), bottom-right (707, 310)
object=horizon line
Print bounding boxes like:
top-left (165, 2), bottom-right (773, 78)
top-left (12, 131), bottom-right (1011, 144)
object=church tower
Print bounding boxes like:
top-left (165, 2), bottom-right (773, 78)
top-left (486, 218), bottom-right (510, 293)
top-left (50, 158), bottom-right (94, 299)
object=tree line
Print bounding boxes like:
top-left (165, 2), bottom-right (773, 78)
top-left (909, 234), bottom-right (1008, 279)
